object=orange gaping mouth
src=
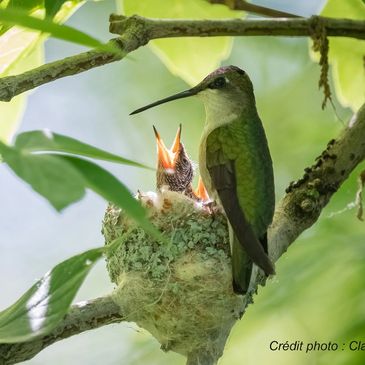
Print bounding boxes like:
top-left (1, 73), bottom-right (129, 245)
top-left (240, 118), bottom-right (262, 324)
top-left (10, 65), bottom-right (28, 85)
top-left (194, 176), bottom-right (209, 202)
top-left (154, 125), bottom-right (181, 169)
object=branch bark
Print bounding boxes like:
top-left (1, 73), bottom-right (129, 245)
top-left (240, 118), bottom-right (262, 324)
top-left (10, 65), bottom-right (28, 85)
top-left (1, 105), bottom-right (365, 365)
top-left (0, 296), bottom-right (123, 365)
top-left (0, 15), bottom-right (365, 102)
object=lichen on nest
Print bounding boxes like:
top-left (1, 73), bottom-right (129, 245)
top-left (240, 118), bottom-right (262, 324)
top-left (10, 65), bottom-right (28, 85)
top-left (102, 190), bottom-right (243, 357)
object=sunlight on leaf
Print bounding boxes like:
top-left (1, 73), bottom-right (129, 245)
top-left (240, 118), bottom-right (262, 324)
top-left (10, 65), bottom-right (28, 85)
top-left (121, 0), bottom-right (243, 86)
top-left (0, 96), bottom-right (26, 143)
top-left (0, 2), bottom-right (85, 142)
top-left (0, 18), bottom-right (41, 75)
top-left (0, 247), bottom-right (103, 343)
top-left (318, 0), bottom-right (365, 111)
top-left (0, 40), bottom-right (43, 143)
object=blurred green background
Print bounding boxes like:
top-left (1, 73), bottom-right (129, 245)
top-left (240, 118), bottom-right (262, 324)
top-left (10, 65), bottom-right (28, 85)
top-left (0, 0), bottom-right (364, 364)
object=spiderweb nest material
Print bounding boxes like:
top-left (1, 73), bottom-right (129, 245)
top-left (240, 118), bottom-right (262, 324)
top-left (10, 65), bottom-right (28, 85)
top-left (102, 190), bottom-right (242, 357)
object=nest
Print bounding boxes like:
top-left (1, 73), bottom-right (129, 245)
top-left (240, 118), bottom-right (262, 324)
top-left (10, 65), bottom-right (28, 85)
top-left (102, 191), bottom-right (243, 357)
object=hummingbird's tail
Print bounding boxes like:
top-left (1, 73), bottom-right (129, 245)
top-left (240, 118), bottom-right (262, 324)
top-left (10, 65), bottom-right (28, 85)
top-left (230, 225), bottom-right (252, 295)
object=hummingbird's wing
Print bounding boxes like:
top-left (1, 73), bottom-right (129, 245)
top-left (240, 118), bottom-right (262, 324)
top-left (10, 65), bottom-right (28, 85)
top-left (207, 161), bottom-right (275, 277)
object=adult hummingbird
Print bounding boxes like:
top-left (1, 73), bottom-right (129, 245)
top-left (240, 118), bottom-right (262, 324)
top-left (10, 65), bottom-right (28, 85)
top-left (131, 65), bottom-right (275, 294)
top-left (153, 124), bottom-right (195, 197)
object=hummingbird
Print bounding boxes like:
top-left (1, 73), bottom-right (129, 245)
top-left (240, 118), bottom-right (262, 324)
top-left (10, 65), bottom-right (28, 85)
top-left (131, 65), bottom-right (275, 294)
top-left (153, 124), bottom-right (195, 197)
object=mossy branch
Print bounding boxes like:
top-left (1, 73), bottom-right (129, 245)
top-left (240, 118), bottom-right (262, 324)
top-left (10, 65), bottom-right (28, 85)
top-left (0, 15), bottom-right (365, 102)
top-left (1, 105), bottom-right (365, 365)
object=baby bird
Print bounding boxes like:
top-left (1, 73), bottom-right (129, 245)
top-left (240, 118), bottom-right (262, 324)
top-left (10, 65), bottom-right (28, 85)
top-left (154, 124), bottom-right (194, 197)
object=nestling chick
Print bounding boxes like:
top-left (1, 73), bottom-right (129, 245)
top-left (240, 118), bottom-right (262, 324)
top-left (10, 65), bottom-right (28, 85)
top-left (154, 125), bottom-right (195, 197)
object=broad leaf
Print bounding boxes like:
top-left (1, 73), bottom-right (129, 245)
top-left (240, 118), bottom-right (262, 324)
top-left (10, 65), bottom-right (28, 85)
top-left (45, 0), bottom-right (69, 18)
top-left (0, 142), bottom-right (162, 240)
top-left (0, 0), bottom-right (42, 35)
top-left (0, 142), bottom-right (86, 211)
top-left (63, 156), bottom-right (161, 240)
top-left (0, 40), bottom-right (44, 143)
top-left (0, 8), bottom-right (115, 52)
top-left (0, 2), bottom-right (86, 142)
top-left (0, 247), bottom-right (103, 343)
top-left (7, 0), bottom-right (42, 12)
top-left (318, 0), bottom-right (365, 111)
top-left (121, 0), bottom-right (243, 85)
top-left (15, 130), bottom-right (153, 169)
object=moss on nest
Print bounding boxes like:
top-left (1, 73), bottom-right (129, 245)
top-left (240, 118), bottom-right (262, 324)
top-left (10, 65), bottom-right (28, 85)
top-left (102, 191), bottom-right (243, 357)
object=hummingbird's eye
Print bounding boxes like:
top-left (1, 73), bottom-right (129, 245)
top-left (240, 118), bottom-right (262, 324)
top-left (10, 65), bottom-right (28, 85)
top-left (208, 77), bottom-right (226, 89)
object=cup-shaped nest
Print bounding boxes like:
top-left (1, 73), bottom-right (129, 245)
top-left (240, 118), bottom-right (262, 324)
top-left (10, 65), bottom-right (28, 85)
top-left (102, 190), bottom-right (242, 358)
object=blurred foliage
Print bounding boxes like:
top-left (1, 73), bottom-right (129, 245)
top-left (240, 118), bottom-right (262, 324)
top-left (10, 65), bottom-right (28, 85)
top-left (0, 43), bottom-right (42, 143)
top-left (318, 0), bottom-right (365, 111)
top-left (0, 131), bottom-right (161, 239)
top-left (0, 0), bottom-right (80, 142)
top-left (121, 0), bottom-right (243, 86)
top-left (0, 0), bottom-right (104, 143)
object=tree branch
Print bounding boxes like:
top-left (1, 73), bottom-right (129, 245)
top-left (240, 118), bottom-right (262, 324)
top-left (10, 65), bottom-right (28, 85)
top-left (0, 15), bottom-right (365, 102)
top-left (206, 0), bottom-right (300, 18)
top-left (0, 296), bottom-right (123, 365)
top-left (1, 105), bottom-right (365, 365)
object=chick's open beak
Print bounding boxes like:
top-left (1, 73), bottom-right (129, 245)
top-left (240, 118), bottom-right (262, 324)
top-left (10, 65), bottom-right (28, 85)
top-left (153, 126), bottom-right (176, 169)
top-left (194, 177), bottom-right (210, 202)
top-left (171, 124), bottom-right (182, 154)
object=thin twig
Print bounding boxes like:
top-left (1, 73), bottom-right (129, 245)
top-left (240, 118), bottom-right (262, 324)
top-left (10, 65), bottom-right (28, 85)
top-left (206, 0), bottom-right (300, 18)
top-left (0, 15), bottom-right (364, 102)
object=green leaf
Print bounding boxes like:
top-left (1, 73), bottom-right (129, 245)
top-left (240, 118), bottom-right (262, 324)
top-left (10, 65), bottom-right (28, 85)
top-left (0, 0), bottom-right (42, 35)
top-left (45, 0), bottom-right (68, 18)
top-left (0, 142), bottom-right (86, 210)
top-left (7, 0), bottom-right (42, 12)
top-left (0, 8), bottom-right (115, 52)
top-left (0, 247), bottom-right (103, 343)
top-left (63, 155), bottom-right (162, 240)
top-left (0, 2), bottom-right (89, 142)
top-left (121, 0), bottom-right (243, 86)
top-left (0, 96), bottom-right (26, 144)
top-left (0, 40), bottom-right (44, 143)
top-left (0, 141), bottom-right (162, 240)
top-left (15, 130), bottom-right (153, 169)
top-left (319, 0), bottom-right (365, 111)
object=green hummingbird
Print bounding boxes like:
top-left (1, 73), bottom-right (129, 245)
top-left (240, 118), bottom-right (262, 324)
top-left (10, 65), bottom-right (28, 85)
top-left (131, 65), bottom-right (275, 294)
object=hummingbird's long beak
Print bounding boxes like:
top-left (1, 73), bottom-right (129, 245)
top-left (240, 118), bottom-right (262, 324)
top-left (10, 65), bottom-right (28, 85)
top-left (130, 88), bottom-right (198, 115)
